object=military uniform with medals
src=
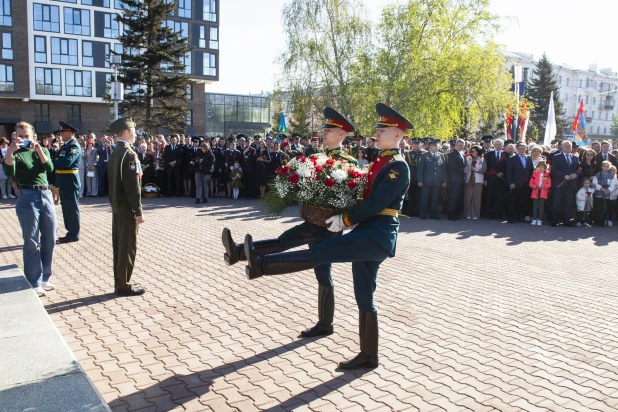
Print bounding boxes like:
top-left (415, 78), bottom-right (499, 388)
top-left (108, 118), bottom-right (145, 296)
top-left (53, 122), bottom-right (82, 243)
top-left (405, 138), bottom-right (425, 216)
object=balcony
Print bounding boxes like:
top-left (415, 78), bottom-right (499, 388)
top-left (599, 99), bottom-right (616, 110)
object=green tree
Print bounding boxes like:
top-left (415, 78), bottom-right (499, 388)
top-left (611, 115), bottom-right (618, 138)
top-left (524, 53), bottom-right (568, 139)
top-left (278, 0), bottom-right (370, 123)
top-left (115, 0), bottom-right (192, 133)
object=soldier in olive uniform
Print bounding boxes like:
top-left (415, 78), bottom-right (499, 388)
top-left (54, 122), bottom-right (82, 244)
top-left (222, 107), bottom-right (357, 339)
top-left (405, 138), bottom-right (425, 216)
top-left (242, 103), bottom-right (412, 369)
top-left (304, 136), bottom-right (323, 156)
top-left (108, 118), bottom-right (146, 296)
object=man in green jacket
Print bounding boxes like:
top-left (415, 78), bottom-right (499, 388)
top-left (107, 118), bottom-right (146, 296)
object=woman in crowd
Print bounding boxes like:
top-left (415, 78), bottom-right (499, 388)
top-left (356, 148), bottom-right (369, 169)
top-left (256, 139), bottom-right (271, 197)
top-left (580, 149), bottom-right (597, 182)
top-left (153, 140), bottom-right (167, 196)
top-left (195, 142), bottom-right (215, 203)
top-left (84, 139), bottom-right (98, 196)
top-left (267, 141), bottom-right (284, 180)
top-left (214, 139), bottom-right (228, 197)
top-left (140, 143), bottom-right (155, 186)
top-left (592, 160), bottom-right (616, 227)
top-left (463, 145), bottom-right (486, 219)
top-left (3, 122), bottom-right (57, 297)
top-left (530, 145), bottom-right (545, 168)
top-left (0, 136), bottom-right (13, 199)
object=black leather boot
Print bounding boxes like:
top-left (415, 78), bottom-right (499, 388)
top-left (338, 311), bottom-right (379, 369)
top-left (244, 234), bottom-right (314, 279)
top-left (301, 285), bottom-right (335, 337)
top-left (222, 227), bottom-right (282, 266)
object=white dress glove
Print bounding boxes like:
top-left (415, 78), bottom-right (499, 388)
top-left (325, 215), bottom-right (346, 232)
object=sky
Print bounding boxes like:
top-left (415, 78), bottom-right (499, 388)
top-left (207, 0), bottom-right (618, 95)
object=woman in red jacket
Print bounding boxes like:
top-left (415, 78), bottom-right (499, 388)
top-left (529, 160), bottom-right (551, 226)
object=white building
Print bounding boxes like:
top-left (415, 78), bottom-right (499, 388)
top-left (505, 51), bottom-right (618, 141)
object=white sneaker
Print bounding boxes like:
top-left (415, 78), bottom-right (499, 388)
top-left (608, 221), bottom-right (613, 227)
top-left (531, 220), bottom-right (537, 225)
top-left (34, 287), bottom-right (46, 297)
top-left (42, 282), bottom-right (55, 291)
top-left (8, 194), bottom-right (16, 199)
top-left (466, 216), bottom-right (472, 219)
top-left (537, 220), bottom-right (542, 226)
top-left (1, 195), bottom-right (6, 199)
top-left (576, 222), bottom-right (582, 227)
top-left (524, 216), bottom-right (531, 222)
top-left (472, 217), bottom-right (478, 220)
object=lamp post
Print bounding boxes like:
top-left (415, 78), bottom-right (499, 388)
top-left (110, 54), bottom-right (123, 121)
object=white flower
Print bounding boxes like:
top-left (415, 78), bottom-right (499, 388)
top-left (330, 169), bottom-right (348, 183)
top-left (312, 154), bottom-right (328, 166)
top-left (296, 162), bottom-right (314, 178)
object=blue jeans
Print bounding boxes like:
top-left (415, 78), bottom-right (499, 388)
top-left (15, 189), bottom-right (57, 287)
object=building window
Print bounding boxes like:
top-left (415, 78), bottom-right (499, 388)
top-left (178, 0), bottom-right (190, 18)
top-left (35, 103), bottom-right (50, 122)
top-left (593, 97), bottom-right (596, 105)
top-left (82, 0), bottom-right (111, 6)
top-left (34, 4), bottom-right (60, 32)
top-left (0, 0), bottom-right (10, 26)
top-left (203, 53), bottom-right (216, 76)
top-left (604, 127), bottom-right (607, 134)
top-left (51, 37), bottom-right (78, 65)
top-left (82, 40), bottom-right (93, 66)
top-left (35, 67), bottom-right (62, 95)
top-left (56, 0), bottom-right (77, 3)
top-left (578, 79), bottom-right (582, 88)
top-left (114, 0), bottom-right (122, 9)
top-left (35, 36), bottom-right (47, 62)
top-left (66, 69), bottom-right (92, 96)
top-left (186, 109), bottom-right (193, 125)
top-left (180, 52), bottom-right (191, 74)
top-left (586, 95), bottom-right (589, 104)
top-left (199, 25), bottom-right (206, 48)
top-left (187, 83), bottom-right (192, 100)
top-left (566, 78), bottom-right (570, 87)
top-left (203, 0), bottom-right (216, 22)
top-left (1, 32), bottom-right (11, 59)
top-left (103, 13), bottom-right (120, 38)
top-left (209, 27), bottom-right (218, 49)
top-left (0, 63), bottom-right (12, 91)
top-left (163, 20), bottom-right (188, 38)
top-left (67, 104), bottom-right (81, 123)
top-left (64, 8), bottom-right (90, 35)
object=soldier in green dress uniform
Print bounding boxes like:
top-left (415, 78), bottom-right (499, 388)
top-left (53, 122), bottom-right (82, 243)
top-left (222, 107), bottom-right (357, 338)
top-left (304, 136), bottom-right (323, 156)
top-left (107, 118), bottom-right (146, 296)
top-left (242, 103), bottom-right (412, 369)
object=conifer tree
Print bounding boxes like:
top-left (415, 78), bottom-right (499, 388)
top-left (525, 53), bottom-right (568, 139)
top-left (115, 0), bottom-right (192, 132)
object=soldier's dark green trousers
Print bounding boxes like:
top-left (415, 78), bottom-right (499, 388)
top-left (59, 188), bottom-right (80, 239)
top-left (112, 211), bottom-right (139, 291)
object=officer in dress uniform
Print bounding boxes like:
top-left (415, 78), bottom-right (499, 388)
top-left (54, 121), bottom-right (82, 244)
top-left (107, 118), bottom-right (146, 296)
top-left (417, 139), bottom-right (447, 219)
top-left (304, 136), bottom-right (323, 156)
top-left (242, 103), bottom-right (411, 369)
top-left (222, 107), bottom-right (357, 339)
top-left (405, 137), bottom-right (425, 216)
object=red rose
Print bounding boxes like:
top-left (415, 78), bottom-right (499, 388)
top-left (348, 169), bottom-right (361, 178)
top-left (325, 159), bottom-right (335, 167)
top-left (471, 160), bottom-right (477, 167)
top-left (289, 173), bottom-right (300, 184)
top-left (315, 165), bottom-right (323, 173)
top-left (298, 156), bottom-right (307, 163)
top-left (347, 180), bottom-right (357, 189)
top-left (324, 178), bottom-right (335, 187)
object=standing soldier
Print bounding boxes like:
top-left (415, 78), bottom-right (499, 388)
top-left (54, 122), bottom-right (82, 244)
top-left (418, 139), bottom-right (447, 220)
top-left (405, 138), bottom-right (425, 217)
top-left (304, 135), bottom-right (323, 156)
top-left (108, 118), bottom-right (146, 296)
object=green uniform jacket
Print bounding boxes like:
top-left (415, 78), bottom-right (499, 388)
top-left (52, 138), bottom-right (82, 190)
top-left (305, 146), bottom-right (324, 156)
top-left (324, 147), bottom-right (358, 165)
top-left (108, 141), bottom-right (143, 217)
top-left (3, 147), bottom-right (53, 185)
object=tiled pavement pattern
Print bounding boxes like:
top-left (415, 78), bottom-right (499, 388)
top-left (1, 197), bottom-right (617, 412)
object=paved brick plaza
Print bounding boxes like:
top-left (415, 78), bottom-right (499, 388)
top-left (1, 197), bottom-right (617, 411)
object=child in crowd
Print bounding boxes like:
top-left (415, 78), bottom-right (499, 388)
top-left (230, 161), bottom-right (243, 200)
top-left (592, 161), bottom-right (616, 227)
top-left (529, 160), bottom-right (551, 226)
top-left (575, 178), bottom-right (594, 227)
top-left (610, 166), bottom-right (618, 221)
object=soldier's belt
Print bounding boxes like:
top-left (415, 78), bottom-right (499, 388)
top-left (377, 208), bottom-right (398, 217)
top-left (56, 170), bottom-right (78, 175)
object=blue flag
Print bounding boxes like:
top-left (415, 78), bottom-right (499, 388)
top-left (279, 113), bottom-right (287, 134)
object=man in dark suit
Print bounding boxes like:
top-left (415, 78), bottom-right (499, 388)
top-left (446, 139), bottom-right (467, 221)
top-left (96, 136), bottom-right (112, 196)
top-left (163, 135), bottom-right (182, 197)
top-left (595, 141), bottom-right (618, 172)
top-left (417, 139), bottom-right (447, 220)
top-left (551, 141), bottom-right (581, 227)
top-left (506, 142), bottom-right (534, 223)
top-left (484, 138), bottom-right (508, 219)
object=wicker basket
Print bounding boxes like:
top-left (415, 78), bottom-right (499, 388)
top-left (300, 203), bottom-right (336, 227)
top-left (142, 184), bottom-right (160, 199)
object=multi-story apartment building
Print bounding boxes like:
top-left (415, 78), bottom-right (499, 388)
top-left (505, 51), bottom-right (618, 141)
top-left (0, 0), bottom-right (219, 138)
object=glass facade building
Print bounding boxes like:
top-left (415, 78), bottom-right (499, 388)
top-left (205, 93), bottom-right (270, 137)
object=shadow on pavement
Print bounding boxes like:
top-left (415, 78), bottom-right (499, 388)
top-left (112, 335), bottom-right (368, 411)
top-left (44, 293), bottom-right (118, 314)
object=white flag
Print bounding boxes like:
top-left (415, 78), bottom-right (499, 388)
top-left (543, 91), bottom-right (556, 146)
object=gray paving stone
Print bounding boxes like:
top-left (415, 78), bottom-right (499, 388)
top-left (0, 301), bottom-right (56, 338)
